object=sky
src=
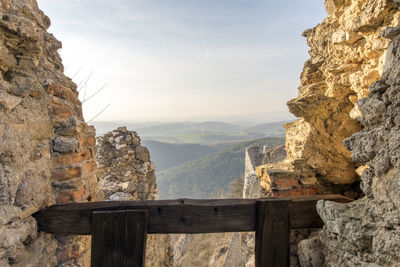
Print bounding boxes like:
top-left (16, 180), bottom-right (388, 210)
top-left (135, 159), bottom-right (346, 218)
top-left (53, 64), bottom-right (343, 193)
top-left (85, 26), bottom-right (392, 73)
top-left (36, 0), bottom-right (326, 123)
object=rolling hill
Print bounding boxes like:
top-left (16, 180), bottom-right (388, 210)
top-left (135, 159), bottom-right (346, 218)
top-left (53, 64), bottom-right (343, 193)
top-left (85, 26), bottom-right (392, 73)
top-left (244, 120), bottom-right (290, 137)
top-left (142, 140), bottom-right (228, 171)
top-left (136, 121), bottom-right (241, 136)
top-left (92, 120), bottom-right (288, 143)
top-left (156, 137), bottom-right (285, 199)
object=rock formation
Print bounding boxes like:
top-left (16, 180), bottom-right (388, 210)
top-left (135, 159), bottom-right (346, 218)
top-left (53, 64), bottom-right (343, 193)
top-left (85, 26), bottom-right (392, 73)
top-left (2, 0), bottom-right (400, 265)
top-left (255, 0), bottom-right (400, 265)
top-left (299, 12), bottom-right (400, 266)
top-left (0, 0), bottom-right (99, 266)
top-left (257, 0), bottom-right (399, 198)
top-left (96, 127), bottom-right (174, 267)
top-left (96, 127), bottom-right (157, 201)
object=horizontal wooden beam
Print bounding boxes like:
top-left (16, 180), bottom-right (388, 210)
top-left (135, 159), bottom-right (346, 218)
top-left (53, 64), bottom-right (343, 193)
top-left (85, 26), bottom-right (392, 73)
top-left (289, 194), bottom-right (351, 228)
top-left (34, 195), bottom-right (351, 235)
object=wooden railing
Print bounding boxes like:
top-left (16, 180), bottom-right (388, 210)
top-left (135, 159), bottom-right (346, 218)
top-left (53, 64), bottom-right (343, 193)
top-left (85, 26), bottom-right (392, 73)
top-left (34, 195), bottom-right (351, 267)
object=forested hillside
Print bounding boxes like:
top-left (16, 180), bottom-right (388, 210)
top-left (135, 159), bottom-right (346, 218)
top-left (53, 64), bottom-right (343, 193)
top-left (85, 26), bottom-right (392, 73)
top-left (142, 140), bottom-right (227, 171)
top-left (157, 137), bottom-right (285, 199)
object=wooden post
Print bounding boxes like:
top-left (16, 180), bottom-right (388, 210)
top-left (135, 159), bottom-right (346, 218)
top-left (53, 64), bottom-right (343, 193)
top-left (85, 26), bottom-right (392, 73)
top-left (91, 210), bottom-right (148, 267)
top-left (255, 199), bottom-right (290, 267)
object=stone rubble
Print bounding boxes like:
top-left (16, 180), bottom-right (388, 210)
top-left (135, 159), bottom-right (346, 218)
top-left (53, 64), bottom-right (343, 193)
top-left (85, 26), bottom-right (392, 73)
top-left (96, 127), bottom-right (158, 201)
top-left (96, 127), bottom-right (174, 267)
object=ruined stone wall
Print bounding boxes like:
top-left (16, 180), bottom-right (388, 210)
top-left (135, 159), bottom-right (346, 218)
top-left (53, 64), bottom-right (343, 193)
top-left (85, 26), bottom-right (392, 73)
top-left (255, 0), bottom-right (400, 265)
top-left (257, 0), bottom-right (399, 199)
top-left (242, 147), bottom-right (264, 199)
top-left (286, 0), bottom-right (399, 185)
top-left (243, 145), bottom-right (286, 199)
top-left (0, 0), bottom-right (98, 265)
top-left (299, 15), bottom-right (400, 266)
top-left (210, 145), bottom-right (287, 267)
top-left (96, 127), bottom-right (173, 267)
top-left (96, 127), bottom-right (157, 201)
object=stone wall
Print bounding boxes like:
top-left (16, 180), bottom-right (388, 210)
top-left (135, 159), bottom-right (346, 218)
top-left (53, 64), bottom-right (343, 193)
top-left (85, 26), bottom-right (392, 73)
top-left (299, 14), bottom-right (400, 266)
top-left (211, 145), bottom-right (287, 267)
top-left (96, 127), bottom-right (157, 201)
top-left (2, 0), bottom-right (400, 266)
top-left (243, 145), bottom-right (286, 199)
top-left (242, 147), bottom-right (264, 199)
top-left (255, 0), bottom-right (400, 265)
top-left (0, 0), bottom-right (98, 266)
top-left (96, 127), bottom-right (174, 267)
top-left (257, 0), bottom-right (399, 199)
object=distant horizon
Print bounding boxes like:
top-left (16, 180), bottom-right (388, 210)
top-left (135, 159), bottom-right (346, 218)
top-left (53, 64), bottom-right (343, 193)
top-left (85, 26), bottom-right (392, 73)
top-left (37, 0), bottom-right (326, 122)
top-left (91, 110), bottom-right (296, 125)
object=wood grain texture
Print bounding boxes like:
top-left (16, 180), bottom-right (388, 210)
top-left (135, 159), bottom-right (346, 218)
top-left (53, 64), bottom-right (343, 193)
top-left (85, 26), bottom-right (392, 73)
top-left (35, 198), bottom-right (256, 235)
top-left (34, 195), bottom-right (352, 235)
top-left (91, 210), bottom-right (147, 267)
top-left (289, 194), bottom-right (352, 229)
top-left (255, 200), bottom-right (289, 267)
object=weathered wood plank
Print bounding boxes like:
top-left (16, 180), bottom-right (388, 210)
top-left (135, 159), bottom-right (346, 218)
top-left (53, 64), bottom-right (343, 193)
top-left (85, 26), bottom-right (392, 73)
top-left (91, 210), bottom-right (148, 267)
top-left (34, 195), bottom-right (352, 235)
top-left (91, 210), bottom-right (147, 266)
top-left (255, 199), bottom-right (290, 267)
top-left (289, 194), bottom-right (352, 229)
top-left (35, 198), bottom-right (257, 235)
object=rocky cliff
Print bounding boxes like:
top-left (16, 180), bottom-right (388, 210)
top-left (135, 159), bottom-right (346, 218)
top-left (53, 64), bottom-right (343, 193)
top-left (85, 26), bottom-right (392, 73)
top-left (2, 0), bottom-right (400, 266)
top-left (0, 0), bottom-right (99, 266)
top-left (299, 12), bottom-right (400, 266)
top-left (96, 127), bottom-right (174, 267)
top-left (255, 0), bottom-right (400, 265)
top-left (257, 0), bottom-right (399, 198)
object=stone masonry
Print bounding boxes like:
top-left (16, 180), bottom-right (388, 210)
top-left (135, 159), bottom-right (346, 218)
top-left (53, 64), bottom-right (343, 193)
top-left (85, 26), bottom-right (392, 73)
top-left (257, 0), bottom-right (399, 199)
top-left (299, 11), bottom-right (400, 266)
top-left (242, 147), bottom-right (265, 199)
top-left (96, 127), bottom-right (157, 201)
top-left (2, 0), bottom-right (400, 266)
top-left (0, 0), bottom-right (98, 266)
top-left (96, 127), bottom-right (174, 267)
top-left (254, 0), bottom-right (400, 266)
top-left (214, 145), bottom-right (287, 267)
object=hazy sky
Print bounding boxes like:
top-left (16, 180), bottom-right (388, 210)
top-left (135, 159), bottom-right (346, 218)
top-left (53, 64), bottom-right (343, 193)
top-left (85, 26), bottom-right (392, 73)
top-left (37, 0), bottom-right (326, 122)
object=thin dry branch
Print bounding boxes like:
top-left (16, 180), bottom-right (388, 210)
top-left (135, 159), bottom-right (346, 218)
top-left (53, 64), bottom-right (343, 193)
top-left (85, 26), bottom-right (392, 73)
top-left (82, 83), bottom-right (108, 103)
top-left (71, 65), bottom-right (84, 79)
top-left (77, 70), bottom-right (94, 93)
top-left (87, 103), bottom-right (111, 123)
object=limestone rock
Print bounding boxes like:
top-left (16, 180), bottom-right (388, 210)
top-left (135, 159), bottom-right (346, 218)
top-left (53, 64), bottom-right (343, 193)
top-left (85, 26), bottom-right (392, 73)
top-left (298, 233), bottom-right (324, 267)
top-left (96, 127), bottom-right (174, 267)
top-left (52, 136), bottom-right (78, 153)
top-left (311, 9), bottom-right (400, 266)
top-left (262, 144), bottom-right (286, 165)
top-left (256, 0), bottom-right (400, 265)
top-left (96, 127), bottom-right (157, 200)
top-left (280, 0), bottom-right (399, 185)
top-left (109, 192), bottom-right (133, 201)
top-left (0, 91), bottom-right (20, 111)
top-left (243, 147), bottom-right (265, 199)
top-left (0, 0), bottom-right (99, 265)
top-left (0, 41), bottom-right (16, 72)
